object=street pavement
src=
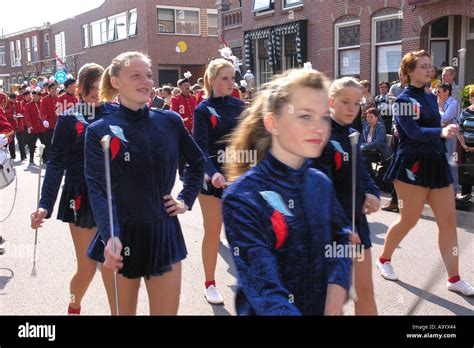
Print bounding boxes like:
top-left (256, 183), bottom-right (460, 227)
top-left (0, 157), bottom-right (473, 316)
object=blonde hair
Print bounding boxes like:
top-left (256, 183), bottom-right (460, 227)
top-left (203, 59), bottom-right (235, 99)
top-left (100, 51), bottom-right (151, 101)
top-left (224, 68), bottom-right (330, 183)
top-left (328, 77), bottom-right (361, 99)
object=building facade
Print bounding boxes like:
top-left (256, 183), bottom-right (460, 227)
top-left (218, 0), bottom-right (474, 93)
top-left (0, 0), bottom-right (220, 91)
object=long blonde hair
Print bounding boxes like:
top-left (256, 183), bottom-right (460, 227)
top-left (224, 68), bottom-right (330, 183)
top-left (100, 51), bottom-right (151, 101)
top-left (203, 58), bottom-right (235, 99)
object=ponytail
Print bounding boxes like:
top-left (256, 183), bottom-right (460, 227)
top-left (100, 66), bottom-right (117, 101)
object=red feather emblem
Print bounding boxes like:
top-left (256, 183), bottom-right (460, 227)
top-left (110, 137), bottom-right (120, 160)
top-left (334, 151), bottom-right (343, 171)
top-left (210, 115), bottom-right (218, 129)
top-left (271, 210), bottom-right (288, 249)
top-left (75, 195), bottom-right (82, 211)
top-left (411, 161), bottom-right (419, 174)
top-left (75, 122), bottom-right (85, 137)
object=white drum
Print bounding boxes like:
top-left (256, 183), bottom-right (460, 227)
top-left (0, 148), bottom-right (15, 189)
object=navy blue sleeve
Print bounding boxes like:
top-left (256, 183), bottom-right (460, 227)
top-left (394, 99), bottom-right (442, 141)
top-left (328, 188), bottom-right (352, 290)
top-left (223, 192), bottom-right (302, 315)
top-left (193, 107), bottom-right (219, 178)
top-left (177, 117), bottom-right (205, 210)
top-left (84, 126), bottom-right (120, 242)
top-left (39, 115), bottom-right (71, 218)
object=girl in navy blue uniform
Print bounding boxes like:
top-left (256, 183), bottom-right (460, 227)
top-left (312, 77), bottom-right (380, 315)
top-left (193, 59), bottom-right (245, 304)
top-left (30, 64), bottom-right (113, 314)
top-left (222, 69), bottom-right (351, 315)
top-left (85, 52), bottom-right (205, 315)
top-left (379, 50), bottom-right (474, 296)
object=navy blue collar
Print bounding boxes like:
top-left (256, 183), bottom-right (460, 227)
top-left (331, 118), bottom-right (350, 136)
top-left (260, 151), bottom-right (309, 184)
top-left (407, 84), bottom-right (426, 95)
top-left (208, 94), bottom-right (230, 105)
top-left (119, 104), bottom-right (149, 121)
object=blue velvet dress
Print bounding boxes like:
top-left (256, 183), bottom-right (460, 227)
top-left (39, 103), bottom-right (117, 229)
top-left (84, 105), bottom-right (205, 279)
top-left (222, 152), bottom-right (352, 315)
top-left (384, 85), bottom-right (452, 188)
top-left (312, 119), bottom-right (380, 248)
top-left (193, 95), bottom-right (245, 198)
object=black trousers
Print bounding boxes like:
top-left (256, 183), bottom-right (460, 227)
top-left (16, 131), bottom-right (27, 159)
top-left (27, 132), bottom-right (47, 162)
top-left (42, 129), bottom-right (54, 163)
top-left (8, 133), bottom-right (16, 159)
top-left (459, 146), bottom-right (473, 196)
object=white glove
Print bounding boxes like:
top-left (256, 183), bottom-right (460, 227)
top-left (0, 134), bottom-right (8, 147)
top-left (28, 127), bottom-right (32, 134)
top-left (43, 120), bottom-right (50, 128)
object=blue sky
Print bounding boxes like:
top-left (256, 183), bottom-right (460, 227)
top-left (1, 0), bottom-right (105, 36)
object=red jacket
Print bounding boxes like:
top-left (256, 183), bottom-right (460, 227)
top-left (40, 94), bottom-right (58, 129)
top-left (0, 93), bottom-right (7, 110)
top-left (3, 100), bottom-right (25, 131)
top-left (56, 92), bottom-right (78, 115)
top-left (171, 93), bottom-right (197, 134)
top-left (0, 108), bottom-right (14, 145)
top-left (24, 101), bottom-right (46, 134)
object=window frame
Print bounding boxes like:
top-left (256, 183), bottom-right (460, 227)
top-left (129, 8), bottom-right (138, 37)
top-left (282, 0), bottom-right (303, 10)
top-left (32, 35), bottom-right (38, 62)
top-left (156, 6), bottom-right (201, 36)
top-left (334, 19), bottom-right (361, 78)
top-left (0, 46), bottom-right (5, 66)
top-left (10, 41), bottom-right (15, 67)
top-left (25, 37), bottom-right (31, 63)
top-left (54, 31), bottom-right (66, 69)
top-left (252, 0), bottom-right (274, 13)
top-left (90, 18), bottom-right (107, 46)
top-left (82, 24), bottom-right (90, 48)
top-left (429, 16), bottom-right (454, 70)
top-left (107, 12), bottom-right (127, 42)
top-left (44, 33), bottom-right (50, 58)
top-left (207, 9), bottom-right (218, 37)
top-left (15, 39), bottom-right (22, 66)
top-left (371, 12), bottom-right (403, 93)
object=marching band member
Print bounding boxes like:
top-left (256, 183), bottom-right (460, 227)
top-left (85, 52), bottom-right (204, 315)
top-left (40, 82), bottom-right (59, 163)
top-left (24, 90), bottom-right (46, 164)
top-left (193, 58), bottom-right (245, 304)
top-left (30, 64), bottom-right (115, 315)
top-left (56, 77), bottom-right (79, 115)
top-left (222, 68), bottom-right (351, 315)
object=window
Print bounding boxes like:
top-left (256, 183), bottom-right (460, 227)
top-left (0, 46), bottom-right (5, 66)
top-left (18, 77), bottom-right (23, 85)
top-left (284, 34), bottom-right (297, 70)
top-left (336, 21), bottom-right (360, 77)
top-left (431, 17), bottom-right (449, 38)
top-left (15, 39), bottom-right (22, 65)
top-left (10, 41), bottom-right (15, 67)
top-left (25, 37), bottom-right (31, 63)
top-left (470, 17), bottom-right (474, 34)
top-left (257, 38), bottom-right (272, 85)
top-left (54, 32), bottom-right (66, 68)
top-left (82, 24), bottom-right (89, 48)
top-left (429, 16), bottom-right (451, 70)
top-left (157, 7), bottom-right (200, 35)
top-left (207, 10), bottom-right (218, 36)
top-left (108, 12), bottom-right (127, 42)
top-left (373, 14), bottom-right (402, 88)
top-left (32, 35), bottom-right (38, 62)
top-left (11, 77), bottom-right (17, 85)
top-left (231, 46), bottom-right (242, 61)
top-left (129, 8), bottom-right (137, 37)
top-left (44, 33), bottom-right (50, 57)
top-left (252, 0), bottom-right (274, 12)
top-left (91, 19), bottom-right (107, 46)
top-left (283, 0), bottom-right (303, 10)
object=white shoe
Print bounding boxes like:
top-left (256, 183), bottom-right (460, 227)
top-left (447, 279), bottom-right (474, 296)
top-left (376, 259), bottom-right (399, 281)
top-left (204, 285), bottom-right (224, 305)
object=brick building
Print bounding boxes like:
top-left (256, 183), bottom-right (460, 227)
top-left (218, 0), bottom-right (474, 93)
top-left (0, 0), bottom-right (220, 91)
top-left (0, 25), bottom-right (53, 89)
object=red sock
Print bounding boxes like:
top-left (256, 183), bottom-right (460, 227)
top-left (379, 256), bottom-right (391, 264)
top-left (68, 304), bottom-right (81, 315)
top-left (448, 275), bottom-right (460, 283)
top-left (205, 280), bottom-right (216, 289)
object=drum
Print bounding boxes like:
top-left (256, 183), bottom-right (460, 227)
top-left (0, 148), bottom-right (15, 189)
